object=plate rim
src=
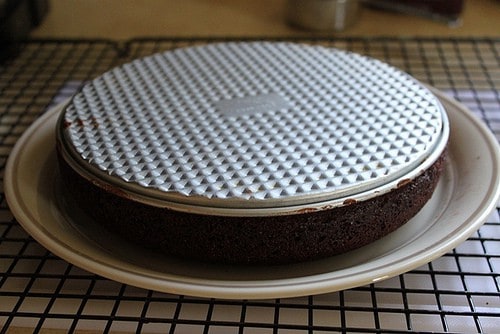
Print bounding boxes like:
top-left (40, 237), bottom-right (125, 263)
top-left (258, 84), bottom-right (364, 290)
top-left (5, 90), bottom-right (500, 299)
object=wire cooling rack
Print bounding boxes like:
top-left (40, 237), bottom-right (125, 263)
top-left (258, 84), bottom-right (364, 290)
top-left (1, 37), bottom-right (499, 333)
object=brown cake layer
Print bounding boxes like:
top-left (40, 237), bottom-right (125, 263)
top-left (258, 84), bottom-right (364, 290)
top-left (56, 148), bottom-right (447, 265)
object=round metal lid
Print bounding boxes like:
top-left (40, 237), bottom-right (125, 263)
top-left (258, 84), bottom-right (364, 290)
top-left (58, 42), bottom-right (448, 215)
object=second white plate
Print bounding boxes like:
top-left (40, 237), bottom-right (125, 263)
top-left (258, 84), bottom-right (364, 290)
top-left (5, 90), bottom-right (500, 300)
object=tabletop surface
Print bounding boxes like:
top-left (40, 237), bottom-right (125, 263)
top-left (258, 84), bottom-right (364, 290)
top-left (31, 0), bottom-right (500, 39)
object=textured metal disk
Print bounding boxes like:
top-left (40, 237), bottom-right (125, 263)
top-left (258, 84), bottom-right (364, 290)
top-left (59, 42), bottom-right (447, 211)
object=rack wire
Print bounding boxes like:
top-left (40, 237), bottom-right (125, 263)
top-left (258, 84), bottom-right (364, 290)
top-left (1, 37), bottom-right (499, 333)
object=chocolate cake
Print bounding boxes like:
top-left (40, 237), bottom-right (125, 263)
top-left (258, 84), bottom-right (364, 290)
top-left (56, 42), bottom-right (449, 264)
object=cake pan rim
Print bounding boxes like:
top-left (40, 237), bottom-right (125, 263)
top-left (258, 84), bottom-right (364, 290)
top-left (56, 96), bottom-right (449, 217)
top-left (55, 41), bottom-right (450, 215)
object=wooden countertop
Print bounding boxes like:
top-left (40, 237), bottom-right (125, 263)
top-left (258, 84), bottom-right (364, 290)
top-left (31, 0), bottom-right (500, 39)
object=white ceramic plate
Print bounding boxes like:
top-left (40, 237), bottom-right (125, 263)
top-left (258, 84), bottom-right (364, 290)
top-left (5, 91), bottom-right (500, 300)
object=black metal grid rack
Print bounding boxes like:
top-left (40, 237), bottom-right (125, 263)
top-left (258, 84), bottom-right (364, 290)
top-left (1, 37), bottom-right (499, 333)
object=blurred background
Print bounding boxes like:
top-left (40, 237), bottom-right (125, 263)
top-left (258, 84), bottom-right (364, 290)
top-left (1, 0), bottom-right (499, 42)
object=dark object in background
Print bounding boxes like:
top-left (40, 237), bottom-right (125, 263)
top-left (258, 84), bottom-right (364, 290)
top-left (286, 0), bottom-right (361, 32)
top-left (0, 0), bottom-right (49, 63)
top-left (364, 0), bottom-right (465, 26)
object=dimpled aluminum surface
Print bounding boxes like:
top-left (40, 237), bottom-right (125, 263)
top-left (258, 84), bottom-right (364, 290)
top-left (61, 42), bottom-right (445, 209)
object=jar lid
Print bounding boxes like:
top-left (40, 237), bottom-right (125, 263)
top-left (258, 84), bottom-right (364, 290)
top-left (58, 42), bottom-right (448, 216)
